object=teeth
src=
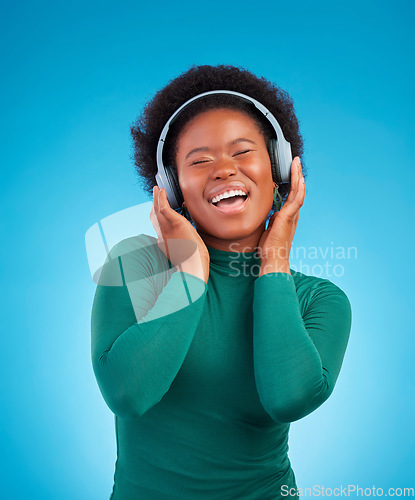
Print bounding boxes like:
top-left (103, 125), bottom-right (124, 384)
top-left (211, 189), bottom-right (247, 204)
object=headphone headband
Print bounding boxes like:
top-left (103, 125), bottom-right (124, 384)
top-left (155, 90), bottom-right (292, 209)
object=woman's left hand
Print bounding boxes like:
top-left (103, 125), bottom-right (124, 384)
top-left (257, 156), bottom-right (305, 276)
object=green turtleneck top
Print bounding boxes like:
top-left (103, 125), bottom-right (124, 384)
top-left (91, 234), bottom-right (352, 499)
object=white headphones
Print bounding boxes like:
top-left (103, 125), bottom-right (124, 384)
top-left (155, 90), bottom-right (293, 209)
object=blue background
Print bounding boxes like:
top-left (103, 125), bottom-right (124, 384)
top-left (1, 0), bottom-right (414, 498)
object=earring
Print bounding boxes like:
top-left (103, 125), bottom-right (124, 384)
top-left (180, 200), bottom-right (193, 223)
top-left (273, 182), bottom-right (282, 211)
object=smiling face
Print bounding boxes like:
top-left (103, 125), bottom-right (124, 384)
top-left (175, 108), bottom-right (275, 252)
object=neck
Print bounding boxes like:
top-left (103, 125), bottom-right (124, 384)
top-left (197, 223), bottom-right (266, 253)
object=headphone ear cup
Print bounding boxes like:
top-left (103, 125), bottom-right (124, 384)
top-left (267, 138), bottom-right (281, 185)
top-left (165, 165), bottom-right (184, 208)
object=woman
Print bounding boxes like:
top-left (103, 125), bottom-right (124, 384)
top-left (91, 64), bottom-right (352, 499)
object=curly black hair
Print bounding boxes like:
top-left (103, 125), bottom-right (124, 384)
top-left (130, 64), bottom-right (306, 218)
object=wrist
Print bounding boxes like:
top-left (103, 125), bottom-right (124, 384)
top-left (179, 253), bottom-right (210, 283)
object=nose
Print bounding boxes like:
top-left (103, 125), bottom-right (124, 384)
top-left (209, 156), bottom-right (238, 180)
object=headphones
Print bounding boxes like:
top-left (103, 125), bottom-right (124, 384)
top-left (155, 90), bottom-right (293, 209)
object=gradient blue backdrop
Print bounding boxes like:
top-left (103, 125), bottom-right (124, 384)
top-left (1, 0), bottom-right (414, 498)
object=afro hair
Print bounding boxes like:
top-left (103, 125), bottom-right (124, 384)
top-left (130, 64), bottom-right (306, 215)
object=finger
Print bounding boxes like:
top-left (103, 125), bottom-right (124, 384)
top-left (153, 186), bottom-right (167, 239)
top-left (285, 187), bottom-right (304, 217)
top-left (296, 159), bottom-right (304, 186)
top-left (281, 187), bottom-right (303, 219)
top-left (151, 186), bottom-right (159, 221)
top-left (295, 167), bottom-right (306, 205)
top-left (157, 189), bottom-right (187, 263)
top-left (287, 158), bottom-right (305, 206)
top-left (158, 188), bottom-right (184, 225)
top-left (154, 186), bottom-right (173, 225)
top-left (150, 187), bottom-right (164, 240)
top-left (292, 156), bottom-right (300, 183)
top-left (150, 211), bottom-right (162, 239)
top-left (150, 200), bottom-right (159, 226)
top-left (153, 185), bottom-right (160, 214)
top-left (152, 187), bottom-right (162, 221)
top-left (158, 187), bottom-right (171, 215)
top-left (285, 157), bottom-right (301, 205)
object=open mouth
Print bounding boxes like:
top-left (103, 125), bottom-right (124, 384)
top-left (210, 191), bottom-right (249, 214)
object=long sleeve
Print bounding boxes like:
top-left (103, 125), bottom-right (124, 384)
top-left (253, 272), bottom-right (352, 423)
top-left (91, 237), bottom-right (207, 419)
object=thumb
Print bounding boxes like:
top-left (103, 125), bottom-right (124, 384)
top-left (149, 206), bottom-right (164, 243)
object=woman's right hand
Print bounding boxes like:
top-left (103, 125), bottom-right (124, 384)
top-left (150, 186), bottom-right (210, 283)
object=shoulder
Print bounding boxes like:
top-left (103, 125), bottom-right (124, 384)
top-left (107, 233), bottom-right (158, 258)
top-left (290, 269), bottom-right (352, 317)
top-left (97, 233), bottom-right (171, 287)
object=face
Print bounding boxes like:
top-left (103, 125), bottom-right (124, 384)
top-left (175, 108), bottom-right (275, 252)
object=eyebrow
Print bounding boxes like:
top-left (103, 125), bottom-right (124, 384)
top-left (185, 138), bottom-right (257, 160)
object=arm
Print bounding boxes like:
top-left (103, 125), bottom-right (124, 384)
top-left (91, 240), bottom-right (207, 419)
top-left (253, 273), bottom-right (352, 423)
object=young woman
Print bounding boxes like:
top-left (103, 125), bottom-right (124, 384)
top-left (91, 65), bottom-right (352, 499)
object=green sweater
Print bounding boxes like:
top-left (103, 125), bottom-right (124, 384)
top-left (91, 234), bottom-right (352, 499)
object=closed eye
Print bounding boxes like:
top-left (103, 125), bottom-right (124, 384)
top-left (233, 149), bottom-right (253, 157)
top-left (190, 149), bottom-right (253, 165)
top-left (191, 159), bottom-right (211, 165)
